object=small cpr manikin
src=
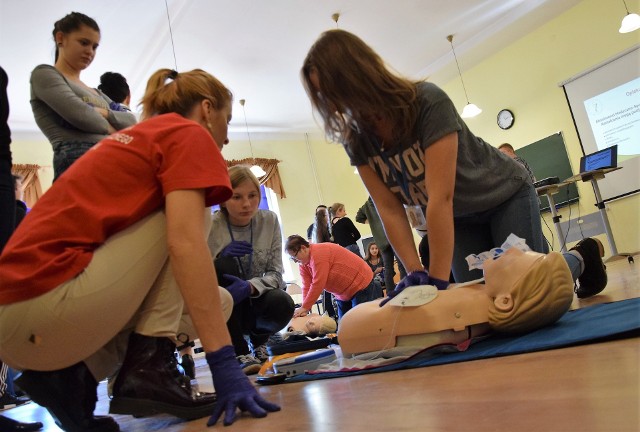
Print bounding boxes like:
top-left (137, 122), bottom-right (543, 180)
top-left (338, 249), bottom-right (574, 356)
top-left (286, 313), bottom-right (337, 337)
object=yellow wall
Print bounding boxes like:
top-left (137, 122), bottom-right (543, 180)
top-left (437, 0), bottom-right (639, 256)
top-left (10, 0), bottom-right (639, 258)
top-left (223, 135), bottom-right (373, 241)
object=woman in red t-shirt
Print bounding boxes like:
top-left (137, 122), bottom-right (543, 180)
top-left (0, 68), bottom-right (278, 430)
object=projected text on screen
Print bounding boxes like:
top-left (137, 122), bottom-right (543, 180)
top-left (585, 77), bottom-right (640, 157)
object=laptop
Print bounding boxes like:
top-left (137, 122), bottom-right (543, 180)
top-left (579, 145), bottom-right (618, 173)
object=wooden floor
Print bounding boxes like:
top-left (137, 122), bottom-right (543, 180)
top-left (4, 255), bottom-right (639, 432)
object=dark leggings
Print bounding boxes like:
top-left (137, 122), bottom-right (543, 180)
top-left (227, 289), bottom-right (295, 356)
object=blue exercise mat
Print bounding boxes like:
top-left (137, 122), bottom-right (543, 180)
top-left (284, 297), bottom-right (640, 383)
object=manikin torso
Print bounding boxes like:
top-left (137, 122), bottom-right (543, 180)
top-left (338, 285), bottom-right (493, 355)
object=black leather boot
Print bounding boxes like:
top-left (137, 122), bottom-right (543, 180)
top-left (0, 415), bottom-right (43, 432)
top-left (109, 333), bottom-right (216, 420)
top-left (14, 362), bottom-right (119, 432)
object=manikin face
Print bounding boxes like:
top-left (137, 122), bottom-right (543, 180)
top-left (222, 179), bottom-right (260, 226)
top-left (482, 248), bottom-right (544, 299)
top-left (287, 313), bottom-right (335, 336)
top-left (55, 25), bottom-right (100, 71)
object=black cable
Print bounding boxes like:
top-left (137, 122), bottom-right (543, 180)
top-left (542, 215), bottom-right (554, 251)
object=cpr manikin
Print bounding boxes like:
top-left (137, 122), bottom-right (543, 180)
top-left (338, 249), bottom-right (574, 356)
top-left (286, 313), bottom-right (337, 337)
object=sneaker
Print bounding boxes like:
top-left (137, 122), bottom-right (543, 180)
top-left (251, 333), bottom-right (284, 363)
top-left (252, 343), bottom-right (270, 364)
top-left (236, 354), bottom-right (262, 375)
top-left (0, 392), bottom-right (31, 410)
top-left (570, 237), bottom-right (607, 298)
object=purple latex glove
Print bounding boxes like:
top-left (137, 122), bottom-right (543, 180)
top-left (220, 274), bottom-right (251, 304)
top-left (206, 345), bottom-right (280, 426)
top-left (219, 240), bottom-right (253, 258)
top-left (380, 270), bottom-right (449, 307)
top-left (108, 101), bottom-right (128, 112)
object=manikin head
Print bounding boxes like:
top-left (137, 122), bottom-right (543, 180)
top-left (287, 313), bottom-right (337, 337)
top-left (484, 248), bottom-right (573, 333)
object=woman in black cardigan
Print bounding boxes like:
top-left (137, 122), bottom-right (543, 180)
top-left (329, 202), bottom-right (361, 257)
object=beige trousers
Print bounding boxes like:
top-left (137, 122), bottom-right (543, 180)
top-left (0, 210), bottom-right (232, 380)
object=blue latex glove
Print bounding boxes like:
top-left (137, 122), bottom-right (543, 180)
top-left (108, 101), bottom-right (124, 111)
top-left (206, 345), bottom-right (280, 426)
top-left (380, 270), bottom-right (449, 307)
top-left (220, 274), bottom-right (251, 304)
top-left (219, 241), bottom-right (253, 258)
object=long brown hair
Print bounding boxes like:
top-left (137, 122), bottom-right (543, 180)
top-left (302, 29), bottom-right (419, 151)
top-left (140, 69), bottom-right (232, 120)
top-left (364, 242), bottom-right (380, 263)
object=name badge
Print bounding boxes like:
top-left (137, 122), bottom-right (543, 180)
top-left (404, 205), bottom-right (426, 229)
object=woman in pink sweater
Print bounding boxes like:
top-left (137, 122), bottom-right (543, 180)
top-left (286, 235), bottom-right (375, 320)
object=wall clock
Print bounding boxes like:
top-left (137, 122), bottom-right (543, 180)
top-left (497, 109), bottom-right (515, 130)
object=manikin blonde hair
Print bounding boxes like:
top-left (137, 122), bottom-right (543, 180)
top-left (488, 251), bottom-right (573, 334)
top-left (305, 313), bottom-right (337, 336)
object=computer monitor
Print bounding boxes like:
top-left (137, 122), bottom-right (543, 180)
top-left (580, 145), bottom-right (618, 173)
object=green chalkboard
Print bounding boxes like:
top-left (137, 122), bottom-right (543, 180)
top-left (515, 131), bottom-right (579, 212)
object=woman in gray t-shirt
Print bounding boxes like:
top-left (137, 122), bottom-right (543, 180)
top-left (30, 12), bottom-right (136, 180)
top-left (301, 29), bottom-right (545, 285)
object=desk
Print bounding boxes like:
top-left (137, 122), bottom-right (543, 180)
top-left (536, 181), bottom-right (571, 252)
top-left (564, 167), bottom-right (634, 263)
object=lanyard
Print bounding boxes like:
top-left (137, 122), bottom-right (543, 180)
top-left (225, 218), bottom-right (253, 279)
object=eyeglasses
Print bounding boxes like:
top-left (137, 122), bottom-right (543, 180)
top-left (289, 249), bottom-right (302, 263)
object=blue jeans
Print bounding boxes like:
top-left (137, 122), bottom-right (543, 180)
top-left (563, 251), bottom-right (582, 282)
top-left (381, 246), bottom-right (406, 291)
top-left (335, 279), bottom-right (375, 320)
top-left (452, 182), bottom-right (546, 282)
top-left (345, 243), bottom-right (362, 257)
top-left (53, 141), bottom-right (95, 181)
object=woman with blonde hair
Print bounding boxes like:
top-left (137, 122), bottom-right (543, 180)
top-left (0, 68), bottom-right (279, 431)
top-left (329, 202), bottom-right (361, 256)
top-left (178, 165), bottom-right (294, 376)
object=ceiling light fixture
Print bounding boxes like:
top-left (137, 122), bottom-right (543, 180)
top-left (619, 0), bottom-right (640, 33)
top-left (447, 34), bottom-right (482, 119)
top-left (239, 99), bottom-right (266, 178)
top-left (332, 12), bottom-right (340, 28)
